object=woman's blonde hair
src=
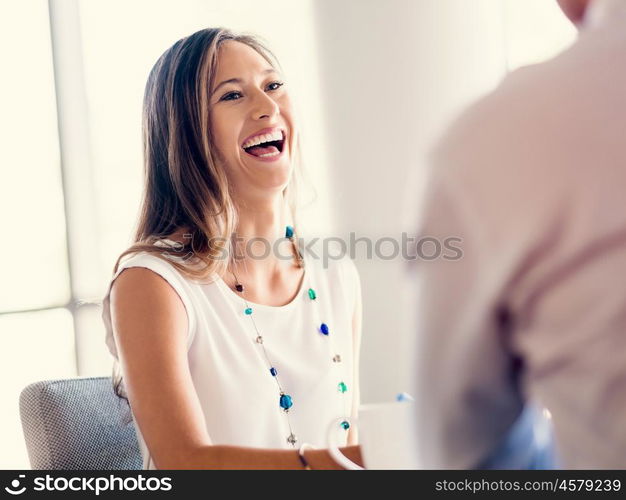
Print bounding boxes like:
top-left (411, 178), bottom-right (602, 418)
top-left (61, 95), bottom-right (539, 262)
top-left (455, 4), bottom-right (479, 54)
top-left (113, 27), bottom-right (303, 281)
top-left (111, 27), bottom-right (307, 400)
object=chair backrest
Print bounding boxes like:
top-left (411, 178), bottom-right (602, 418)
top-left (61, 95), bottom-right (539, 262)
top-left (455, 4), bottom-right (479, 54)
top-left (19, 377), bottom-right (142, 470)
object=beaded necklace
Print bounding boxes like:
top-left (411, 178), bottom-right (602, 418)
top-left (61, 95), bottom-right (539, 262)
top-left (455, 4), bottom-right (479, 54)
top-left (228, 225), bottom-right (351, 447)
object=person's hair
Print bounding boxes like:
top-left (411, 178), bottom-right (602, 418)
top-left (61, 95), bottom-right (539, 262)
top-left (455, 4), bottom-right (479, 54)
top-left (110, 27), bottom-right (308, 404)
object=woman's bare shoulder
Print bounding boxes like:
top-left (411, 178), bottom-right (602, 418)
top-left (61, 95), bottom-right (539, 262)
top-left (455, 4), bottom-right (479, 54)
top-left (110, 266), bottom-right (188, 345)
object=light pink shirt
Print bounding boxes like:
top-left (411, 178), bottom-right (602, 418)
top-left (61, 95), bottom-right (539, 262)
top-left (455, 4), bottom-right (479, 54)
top-left (411, 0), bottom-right (626, 468)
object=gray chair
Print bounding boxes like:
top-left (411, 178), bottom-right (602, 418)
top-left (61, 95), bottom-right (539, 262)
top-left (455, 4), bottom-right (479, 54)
top-left (19, 377), bottom-right (142, 469)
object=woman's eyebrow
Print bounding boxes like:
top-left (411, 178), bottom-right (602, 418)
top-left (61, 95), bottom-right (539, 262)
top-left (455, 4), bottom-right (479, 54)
top-left (212, 68), bottom-right (277, 95)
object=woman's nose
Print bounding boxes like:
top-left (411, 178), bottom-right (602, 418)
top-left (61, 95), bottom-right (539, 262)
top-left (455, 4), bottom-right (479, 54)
top-left (251, 91), bottom-right (279, 120)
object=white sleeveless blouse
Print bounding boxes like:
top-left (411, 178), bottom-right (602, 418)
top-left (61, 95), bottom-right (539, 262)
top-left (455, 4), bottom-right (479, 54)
top-left (101, 248), bottom-right (361, 469)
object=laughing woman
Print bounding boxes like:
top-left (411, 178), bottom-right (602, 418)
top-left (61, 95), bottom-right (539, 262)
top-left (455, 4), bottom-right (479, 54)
top-left (101, 28), bottom-right (363, 470)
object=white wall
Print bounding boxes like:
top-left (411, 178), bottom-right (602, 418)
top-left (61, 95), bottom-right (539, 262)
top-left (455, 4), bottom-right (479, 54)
top-left (313, 0), bottom-right (508, 402)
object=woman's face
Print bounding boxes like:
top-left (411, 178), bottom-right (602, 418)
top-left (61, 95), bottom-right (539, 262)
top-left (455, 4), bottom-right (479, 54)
top-left (209, 41), bottom-right (297, 200)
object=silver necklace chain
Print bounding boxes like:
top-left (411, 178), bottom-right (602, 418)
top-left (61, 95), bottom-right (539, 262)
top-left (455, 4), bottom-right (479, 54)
top-left (228, 235), bottom-right (350, 447)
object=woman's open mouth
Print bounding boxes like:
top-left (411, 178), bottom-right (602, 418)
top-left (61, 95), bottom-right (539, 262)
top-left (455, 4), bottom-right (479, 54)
top-left (241, 130), bottom-right (286, 161)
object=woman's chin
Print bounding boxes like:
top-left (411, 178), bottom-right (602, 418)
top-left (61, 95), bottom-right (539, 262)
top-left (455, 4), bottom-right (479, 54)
top-left (242, 152), bottom-right (291, 177)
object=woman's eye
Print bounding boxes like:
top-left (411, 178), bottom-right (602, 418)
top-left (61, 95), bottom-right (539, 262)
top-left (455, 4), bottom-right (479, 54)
top-left (268, 81), bottom-right (284, 91)
top-left (220, 81), bottom-right (284, 102)
top-left (221, 91), bottom-right (242, 101)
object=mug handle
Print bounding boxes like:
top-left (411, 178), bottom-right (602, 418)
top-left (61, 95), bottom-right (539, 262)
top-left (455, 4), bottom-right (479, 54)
top-left (326, 417), bottom-right (365, 470)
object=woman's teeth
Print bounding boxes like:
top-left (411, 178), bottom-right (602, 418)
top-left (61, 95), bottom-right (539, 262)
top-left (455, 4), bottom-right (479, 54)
top-left (258, 150), bottom-right (280, 158)
top-left (242, 130), bottom-right (285, 158)
top-left (242, 130), bottom-right (283, 149)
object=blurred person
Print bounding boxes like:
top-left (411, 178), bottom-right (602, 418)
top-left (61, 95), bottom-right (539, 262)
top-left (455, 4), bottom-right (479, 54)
top-left (411, 0), bottom-right (626, 468)
top-left (101, 28), bottom-right (363, 469)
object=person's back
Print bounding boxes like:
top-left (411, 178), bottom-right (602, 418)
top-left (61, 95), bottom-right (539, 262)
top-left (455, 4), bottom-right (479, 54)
top-left (411, 0), bottom-right (626, 468)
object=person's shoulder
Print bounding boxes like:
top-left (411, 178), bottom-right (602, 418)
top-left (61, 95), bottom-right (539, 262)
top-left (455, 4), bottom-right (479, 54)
top-left (111, 253), bottom-right (184, 304)
top-left (106, 249), bottom-right (197, 351)
top-left (431, 65), bottom-right (541, 166)
top-left (109, 251), bottom-right (196, 318)
top-left (433, 35), bottom-right (608, 171)
top-left (110, 265), bottom-right (170, 301)
top-left (110, 250), bottom-right (196, 326)
top-left (428, 47), bottom-right (599, 200)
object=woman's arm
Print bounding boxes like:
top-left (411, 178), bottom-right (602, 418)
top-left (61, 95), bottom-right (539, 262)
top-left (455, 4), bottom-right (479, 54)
top-left (110, 267), bottom-right (363, 469)
top-left (185, 444), bottom-right (363, 470)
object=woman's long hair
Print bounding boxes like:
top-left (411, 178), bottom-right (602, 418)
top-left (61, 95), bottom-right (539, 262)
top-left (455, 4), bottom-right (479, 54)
top-left (111, 28), bottom-right (306, 402)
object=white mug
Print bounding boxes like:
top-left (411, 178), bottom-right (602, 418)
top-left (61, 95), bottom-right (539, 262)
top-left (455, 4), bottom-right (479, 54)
top-left (327, 401), bottom-right (421, 470)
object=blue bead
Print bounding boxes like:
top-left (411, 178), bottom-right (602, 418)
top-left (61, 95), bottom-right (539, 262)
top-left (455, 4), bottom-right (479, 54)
top-left (341, 420), bottom-right (350, 430)
top-left (320, 323), bottom-right (329, 335)
top-left (396, 392), bottom-right (415, 402)
top-left (280, 394), bottom-right (293, 410)
top-left (244, 307), bottom-right (252, 315)
top-left (270, 367), bottom-right (278, 377)
top-left (285, 225), bottom-right (294, 238)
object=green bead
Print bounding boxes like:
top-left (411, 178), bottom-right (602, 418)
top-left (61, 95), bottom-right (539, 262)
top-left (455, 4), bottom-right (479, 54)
top-left (338, 382), bottom-right (348, 393)
top-left (341, 420), bottom-right (350, 430)
top-left (308, 288), bottom-right (316, 300)
top-left (244, 307), bottom-right (252, 315)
